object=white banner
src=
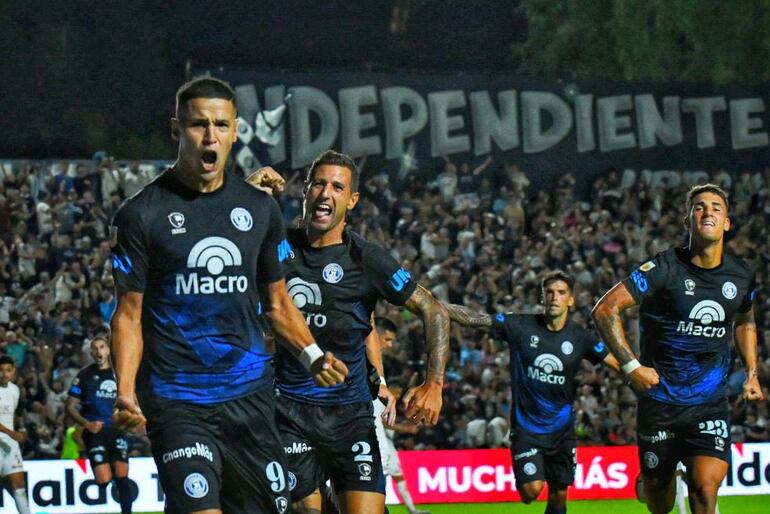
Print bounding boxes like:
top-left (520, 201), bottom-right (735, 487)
top-left (1, 443), bottom-right (768, 512)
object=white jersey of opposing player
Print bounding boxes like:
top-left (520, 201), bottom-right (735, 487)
top-left (0, 383), bottom-right (23, 476)
top-left (0, 383), bottom-right (19, 446)
top-left (373, 399), bottom-right (403, 476)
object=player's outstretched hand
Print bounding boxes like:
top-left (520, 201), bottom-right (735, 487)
top-left (627, 365), bottom-right (660, 392)
top-left (113, 394), bottom-right (147, 434)
top-left (310, 351), bottom-right (349, 387)
top-left (742, 375), bottom-right (764, 402)
top-left (403, 381), bottom-right (443, 426)
top-left (378, 384), bottom-right (397, 426)
top-left (245, 166), bottom-right (285, 196)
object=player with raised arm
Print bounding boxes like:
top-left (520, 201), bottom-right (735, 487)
top-left (67, 335), bottom-right (134, 514)
top-left (444, 271), bottom-right (619, 514)
top-left (592, 184), bottom-right (762, 514)
top-left (0, 356), bottom-right (30, 514)
top-left (109, 77), bottom-right (347, 514)
top-left (249, 150), bottom-right (449, 514)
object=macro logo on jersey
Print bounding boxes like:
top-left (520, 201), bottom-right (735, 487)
top-left (287, 277), bottom-right (327, 327)
top-left (168, 212), bottom-right (186, 234)
top-left (322, 263), bottom-right (344, 283)
top-left (175, 237), bottom-right (248, 295)
top-left (527, 353), bottom-right (565, 384)
top-left (676, 300), bottom-right (727, 338)
top-left (389, 267), bottom-right (412, 292)
top-left (230, 207), bottom-right (253, 231)
top-left (96, 379), bottom-right (117, 399)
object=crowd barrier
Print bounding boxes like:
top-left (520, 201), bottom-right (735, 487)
top-left (2, 443), bottom-right (768, 512)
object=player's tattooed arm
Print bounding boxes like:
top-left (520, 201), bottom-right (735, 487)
top-left (442, 302), bottom-right (493, 330)
top-left (402, 284), bottom-right (449, 425)
top-left (592, 282), bottom-right (660, 391)
top-left (735, 307), bottom-right (764, 401)
top-left (405, 285), bottom-right (450, 383)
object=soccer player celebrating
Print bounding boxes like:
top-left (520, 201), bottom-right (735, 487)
top-left (250, 150), bottom-right (449, 514)
top-left (67, 335), bottom-right (134, 514)
top-left (592, 184), bottom-right (762, 514)
top-left (0, 356), bottom-right (30, 514)
top-left (443, 270), bottom-right (620, 514)
top-left (110, 77), bottom-right (348, 514)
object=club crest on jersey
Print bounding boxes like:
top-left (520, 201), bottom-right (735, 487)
top-left (684, 279), bottom-right (695, 295)
top-left (168, 212), bottom-right (187, 234)
top-left (643, 452), bottom-right (659, 469)
top-left (561, 341), bottom-right (573, 355)
top-left (722, 281), bottom-right (737, 300)
top-left (523, 463), bottom-right (537, 476)
top-left (530, 335), bottom-right (539, 348)
top-left (184, 473), bottom-right (209, 498)
top-left (322, 263), bottom-right (344, 284)
top-left (230, 207), bottom-right (253, 231)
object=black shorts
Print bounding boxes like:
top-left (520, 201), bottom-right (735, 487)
top-left (146, 385), bottom-right (290, 514)
top-left (510, 427), bottom-right (576, 490)
top-left (83, 426), bottom-right (129, 468)
top-left (276, 398), bottom-right (385, 501)
top-left (637, 396), bottom-right (731, 478)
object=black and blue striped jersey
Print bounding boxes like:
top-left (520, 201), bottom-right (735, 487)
top-left (274, 228), bottom-right (416, 405)
top-left (623, 248), bottom-right (755, 406)
top-left (110, 170), bottom-right (287, 405)
top-left (492, 313), bottom-right (608, 435)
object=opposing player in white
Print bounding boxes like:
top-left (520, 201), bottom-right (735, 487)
top-left (0, 356), bottom-right (30, 514)
top-left (370, 317), bottom-right (430, 514)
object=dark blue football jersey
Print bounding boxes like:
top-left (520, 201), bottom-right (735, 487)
top-left (69, 364), bottom-right (117, 426)
top-left (274, 228), bottom-right (416, 405)
top-left (492, 313), bottom-right (608, 435)
top-left (623, 248), bottom-right (756, 406)
top-left (110, 170), bottom-right (287, 404)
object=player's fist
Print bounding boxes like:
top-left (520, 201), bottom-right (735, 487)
top-left (85, 421), bottom-right (104, 434)
top-left (112, 394), bottom-right (147, 434)
top-left (378, 384), bottom-right (397, 427)
top-left (742, 375), bottom-right (764, 401)
top-left (245, 166), bottom-right (285, 196)
top-left (310, 351), bottom-right (349, 387)
top-left (627, 365), bottom-right (660, 392)
top-left (403, 379), bottom-right (443, 426)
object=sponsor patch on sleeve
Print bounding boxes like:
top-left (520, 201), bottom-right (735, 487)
top-left (639, 261), bottom-right (656, 272)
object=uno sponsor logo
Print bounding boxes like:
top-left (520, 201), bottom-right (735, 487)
top-left (175, 237), bottom-right (248, 295)
top-left (162, 442), bottom-right (214, 464)
top-left (389, 267), bottom-right (412, 292)
top-left (676, 300), bottom-right (727, 338)
top-left (284, 442), bottom-right (313, 455)
top-left (286, 277), bottom-right (327, 327)
top-left (96, 379), bottom-right (117, 399)
top-left (527, 354), bottom-right (565, 384)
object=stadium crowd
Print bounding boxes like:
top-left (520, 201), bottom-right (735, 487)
top-left (0, 155), bottom-right (769, 460)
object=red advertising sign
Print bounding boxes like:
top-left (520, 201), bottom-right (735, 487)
top-left (396, 446), bottom-right (640, 503)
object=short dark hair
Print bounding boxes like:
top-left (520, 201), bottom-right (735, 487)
top-left (374, 316), bottom-right (397, 334)
top-left (306, 150), bottom-right (359, 192)
top-left (89, 334), bottom-right (109, 347)
top-left (0, 356), bottom-right (16, 367)
top-left (686, 184), bottom-right (729, 213)
top-left (541, 270), bottom-right (574, 293)
top-left (175, 77), bottom-right (235, 119)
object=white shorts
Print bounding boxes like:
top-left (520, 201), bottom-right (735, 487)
top-left (0, 439), bottom-right (24, 476)
top-left (373, 400), bottom-right (403, 477)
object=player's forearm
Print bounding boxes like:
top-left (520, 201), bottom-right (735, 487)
top-left (365, 330), bottom-right (385, 377)
top-left (442, 302), bottom-right (492, 329)
top-left (735, 321), bottom-right (759, 378)
top-left (111, 313), bottom-right (143, 397)
top-left (0, 423), bottom-right (14, 436)
top-left (407, 287), bottom-right (450, 384)
top-left (266, 301), bottom-right (315, 355)
top-left (591, 303), bottom-right (638, 365)
top-left (65, 402), bottom-right (90, 428)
